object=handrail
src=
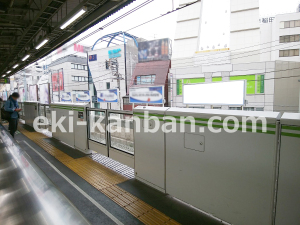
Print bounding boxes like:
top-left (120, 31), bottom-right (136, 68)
top-left (107, 109), bottom-right (133, 115)
top-left (86, 107), bottom-right (106, 112)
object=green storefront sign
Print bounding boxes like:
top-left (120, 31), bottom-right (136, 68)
top-left (257, 75), bottom-right (265, 94)
top-left (212, 77), bottom-right (222, 82)
top-left (230, 75), bottom-right (256, 94)
top-left (177, 79), bottom-right (183, 95)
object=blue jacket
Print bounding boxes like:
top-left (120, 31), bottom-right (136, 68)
top-left (4, 97), bottom-right (19, 119)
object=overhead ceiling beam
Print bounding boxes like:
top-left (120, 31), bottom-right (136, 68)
top-left (0, 17), bottom-right (28, 26)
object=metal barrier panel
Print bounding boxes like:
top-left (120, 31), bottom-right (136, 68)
top-left (87, 108), bottom-right (134, 167)
top-left (275, 113), bottom-right (300, 225)
top-left (134, 106), bottom-right (282, 225)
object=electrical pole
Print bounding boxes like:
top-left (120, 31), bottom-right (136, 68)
top-left (110, 58), bottom-right (122, 110)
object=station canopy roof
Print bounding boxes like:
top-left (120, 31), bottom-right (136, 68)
top-left (0, 0), bottom-right (134, 77)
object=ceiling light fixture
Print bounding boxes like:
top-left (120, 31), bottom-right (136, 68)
top-left (60, 8), bottom-right (87, 30)
top-left (6, 71), bottom-right (11, 74)
top-left (13, 64), bottom-right (19, 69)
top-left (22, 54), bottom-right (30, 61)
top-left (35, 39), bottom-right (49, 50)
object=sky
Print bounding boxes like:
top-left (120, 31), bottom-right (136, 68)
top-left (49, 0), bottom-right (300, 56)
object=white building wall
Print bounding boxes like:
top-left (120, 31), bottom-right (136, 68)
top-left (173, 0), bottom-right (202, 58)
top-left (230, 0), bottom-right (260, 63)
top-left (88, 45), bottom-right (126, 110)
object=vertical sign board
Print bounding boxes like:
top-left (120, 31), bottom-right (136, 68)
top-left (29, 85), bottom-right (38, 101)
top-left (61, 92), bottom-right (72, 102)
top-left (39, 83), bottom-right (50, 104)
top-left (2, 91), bottom-right (7, 101)
top-left (19, 87), bottom-right (25, 102)
top-left (51, 71), bottom-right (64, 92)
top-left (129, 86), bottom-right (164, 104)
top-left (183, 80), bottom-right (246, 105)
top-left (97, 89), bottom-right (118, 103)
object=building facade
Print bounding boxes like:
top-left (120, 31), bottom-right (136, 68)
top-left (49, 55), bottom-right (88, 102)
top-left (170, 0), bottom-right (300, 113)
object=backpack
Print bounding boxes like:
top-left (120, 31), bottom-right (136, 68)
top-left (1, 100), bottom-right (13, 121)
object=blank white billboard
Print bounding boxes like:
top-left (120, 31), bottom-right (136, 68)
top-left (183, 80), bottom-right (246, 105)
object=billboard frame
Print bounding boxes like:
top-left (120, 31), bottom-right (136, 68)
top-left (183, 80), bottom-right (246, 106)
top-left (129, 85), bottom-right (165, 104)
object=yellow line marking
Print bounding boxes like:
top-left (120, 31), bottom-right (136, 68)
top-left (18, 126), bottom-right (181, 225)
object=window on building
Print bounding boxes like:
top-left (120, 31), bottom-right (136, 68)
top-left (135, 75), bottom-right (156, 85)
top-left (279, 49), bottom-right (300, 57)
top-left (213, 107), bottom-right (222, 109)
top-left (281, 20), bottom-right (300, 28)
top-left (72, 76), bottom-right (88, 82)
top-left (255, 107), bottom-right (264, 111)
top-left (243, 107), bottom-right (255, 111)
top-left (279, 35), bottom-right (300, 43)
top-left (106, 82), bottom-right (110, 89)
top-left (71, 63), bottom-right (88, 70)
top-left (229, 107), bottom-right (242, 110)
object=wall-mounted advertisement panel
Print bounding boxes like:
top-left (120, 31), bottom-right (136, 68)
top-left (2, 91), bottom-right (7, 101)
top-left (97, 89), bottom-right (118, 103)
top-left (51, 71), bottom-right (64, 92)
top-left (138, 38), bottom-right (171, 62)
top-left (29, 85), bottom-right (38, 101)
top-left (129, 86), bottom-right (164, 104)
top-left (39, 83), bottom-right (50, 104)
top-left (183, 80), bottom-right (246, 105)
top-left (75, 91), bottom-right (90, 102)
top-left (19, 87), bottom-right (25, 102)
top-left (61, 92), bottom-right (72, 102)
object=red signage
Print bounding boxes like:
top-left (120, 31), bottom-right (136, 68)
top-left (52, 72), bottom-right (64, 92)
top-left (74, 44), bottom-right (84, 52)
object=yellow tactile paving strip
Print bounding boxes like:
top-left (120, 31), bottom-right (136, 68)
top-left (18, 126), bottom-right (180, 225)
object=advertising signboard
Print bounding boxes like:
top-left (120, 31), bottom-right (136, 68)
top-left (61, 92), bottom-right (72, 102)
top-left (29, 85), bottom-right (38, 101)
top-left (97, 89), bottom-right (118, 103)
top-left (39, 83), bottom-right (50, 104)
top-left (0, 78), bottom-right (10, 84)
top-left (2, 91), bottom-right (7, 101)
top-left (138, 38), bottom-right (171, 62)
top-left (183, 80), bottom-right (246, 105)
top-left (129, 86), bottom-right (164, 104)
top-left (75, 91), bottom-right (90, 102)
top-left (51, 71), bottom-right (64, 92)
top-left (108, 48), bottom-right (121, 59)
top-left (19, 87), bottom-right (25, 102)
top-left (89, 54), bottom-right (97, 62)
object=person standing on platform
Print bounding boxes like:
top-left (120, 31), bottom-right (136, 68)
top-left (4, 92), bottom-right (21, 137)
